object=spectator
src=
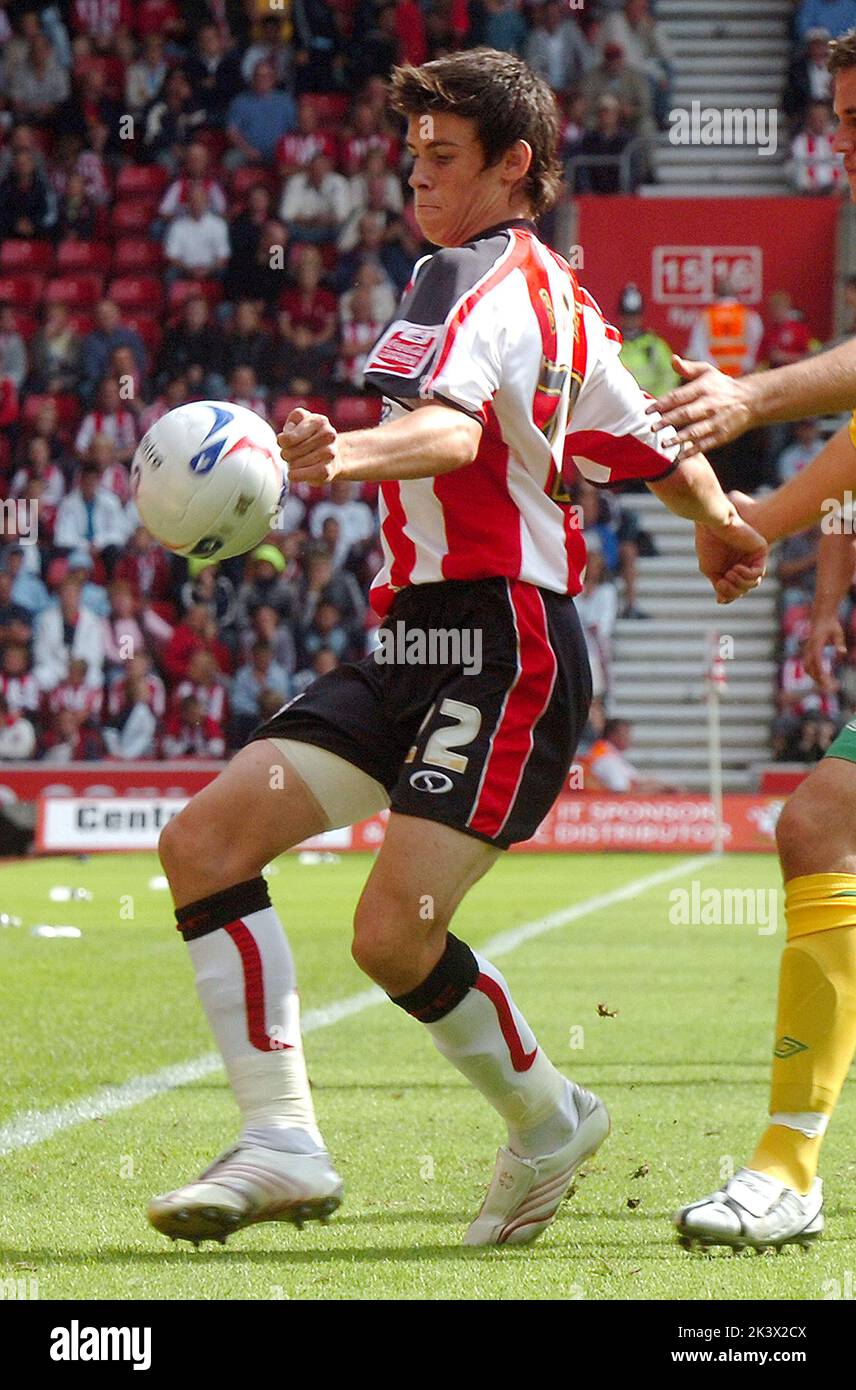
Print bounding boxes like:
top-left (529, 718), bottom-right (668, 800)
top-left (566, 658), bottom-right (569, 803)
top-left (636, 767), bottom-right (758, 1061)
top-left (570, 93), bottom-right (640, 194)
top-left (113, 525), bottom-right (173, 605)
top-left (526, 2), bottom-right (594, 92)
top-left (139, 374), bottom-right (190, 434)
top-left (33, 575), bottom-right (105, 692)
top-left (50, 130), bottom-right (111, 208)
top-left (583, 717), bottom-right (681, 792)
top-left (276, 96), bottom-right (338, 178)
top-left (39, 706), bottom-right (106, 761)
top-left (180, 559), bottom-right (238, 633)
top-left (236, 546), bottom-right (295, 626)
top-left (224, 185), bottom-right (275, 301)
top-left (685, 274), bottom-right (764, 378)
top-left (299, 599), bottom-right (352, 667)
top-left (482, 0), bottom-right (528, 57)
top-left (347, 146), bottom-right (404, 220)
top-left (778, 526), bottom-right (821, 605)
top-left (777, 419), bottom-right (826, 483)
top-left (65, 550), bottom-right (110, 618)
top-left (339, 101), bottom-right (400, 176)
top-left (160, 693), bottom-right (226, 757)
top-left (159, 142), bottom-right (228, 220)
top-left (274, 246), bottom-right (338, 389)
top-left (333, 210), bottom-right (400, 293)
top-left (581, 41), bottom-right (654, 146)
top-left (81, 301), bottom-right (146, 403)
top-left (102, 675), bottom-right (158, 758)
top-left (336, 286), bottom-right (382, 388)
top-left (789, 99), bottom-right (845, 193)
top-left (161, 604), bottom-right (231, 684)
top-left (395, 0), bottom-right (428, 65)
top-left (292, 545), bottom-right (365, 629)
top-left (310, 478), bottom-right (376, 555)
top-left (346, 3), bottom-right (400, 84)
top-left (28, 302), bottom-right (82, 393)
top-left (156, 296), bottom-right (225, 397)
top-left (228, 364), bottom-right (266, 414)
top-left (617, 283), bottom-right (679, 397)
top-left (0, 642), bottom-right (40, 717)
top-left (164, 183), bottom-right (230, 279)
top-left (0, 305), bottom-right (28, 392)
top-left (185, 22), bottom-right (244, 129)
top-left (75, 380), bottom-right (138, 467)
top-left (142, 67), bottom-right (206, 168)
top-left (86, 432), bottom-right (132, 505)
top-left (224, 301), bottom-right (272, 382)
top-left (0, 693), bottom-right (36, 759)
top-left (70, 0), bottom-right (134, 48)
top-left (102, 580), bottom-right (147, 675)
top-left (339, 261), bottom-right (397, 330)
top-left (235, 217), bottom-right (293, 312)
top-left (55, 168), bottom-right (95, 240)
top-left (759, 290), bottom-right (813, 368)
top-left (795, 0), bottom-right (856, 43)
top-left (0, 570), bottom-right (33, 651)
top-left (239, 603), bottom-right (297, 677)
top-left (53, 464), bottom-right (127, 570)
top-left (173, 648), bottom-right (228, 727)
top-left (125, 32), bottom-right (168, 113)
top-left (46, 656), bottom-right (104, 722)
top-left (292, 0), bottom-right (345, 93)
top-left (4, 545), bottom-right (50, 616)
top-left (0, 147), bottom-right (57, 238)
top-left (229, 639), bottom-right (290, 744)
top-left (574, 546), bottom-right (618, 701)
top-left (293, 644), bottom-right (340, 695)
top-left (599, 0), bottom-right (674, 126)
top-left (783, 26), bottom-right (834, 128)
top-left (10, 436), bottom-right (65, 512)
top-left (280, 150), bottom-right (350, 245)
top-left (7, 31), bottom-right (70, 125)
top-left (226, 58), bottom-right (297, 168)
top-left (241, 13), bottom-right (295, 88)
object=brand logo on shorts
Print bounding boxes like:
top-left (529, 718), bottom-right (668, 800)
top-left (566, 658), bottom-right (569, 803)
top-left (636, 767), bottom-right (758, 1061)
top-left (409, 770), bottom-right (453, 794)
top-left (773, 1035), bottom-right (808, 1059)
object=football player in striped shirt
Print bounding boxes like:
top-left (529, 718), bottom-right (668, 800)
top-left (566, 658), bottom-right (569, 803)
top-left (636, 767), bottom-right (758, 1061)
top-left (148, 48), bottom-right (766, 1250)
top-left (651, 29), bottom-right (856, 1253)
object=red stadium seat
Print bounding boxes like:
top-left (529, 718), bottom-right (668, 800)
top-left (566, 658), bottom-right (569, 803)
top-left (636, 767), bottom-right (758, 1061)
top-left (43, 273), bottom-right (104, 308)
top-left (123, 313), bottom-right (162, 360)
top-left (0, 273), bottom-right (45, 308)
top-left (110, 200), bottom-right (158, 235)
top-left (271, 394), bottom-right (328, 427)
top-left (229, 166), bottom-right (279, 200)
top-left (333, 395), bottom-right (382, 430)
top-left (8, 310), bottom-right (38, 340)
top-left (112, 238), bottom-right (165, 273)
top-left (67, 311), bottom-right (96, 336)
top-left (166, 278), bottom-right (223, 312)
top-left (301, 94), bottom-right (350, 123)
top-left (56, 240), bottom-right (112, 274)
top-left (0, 240), bottom-right (55, 273)
top-left (109, 275), bottom-right (165, 312)
top-left (115, 165), bottom-right (169, 199)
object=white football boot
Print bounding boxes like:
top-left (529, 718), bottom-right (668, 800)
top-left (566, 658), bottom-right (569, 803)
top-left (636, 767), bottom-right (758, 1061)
top-left (464, 1084), bottom-right (610, 1247)
top-left (674, 1167), bottom-right (823, 1253)
top-left (148, 1144), bottom-right (343, 1246)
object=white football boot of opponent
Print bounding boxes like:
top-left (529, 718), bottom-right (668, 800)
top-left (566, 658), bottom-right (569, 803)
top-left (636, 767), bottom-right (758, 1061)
top-left (674, 1167), bottom-right (823, 1253)
top-left (464, 1083), bottom-right (610, 1246)
top-left (148, 1144), bottom-right (343, 1245)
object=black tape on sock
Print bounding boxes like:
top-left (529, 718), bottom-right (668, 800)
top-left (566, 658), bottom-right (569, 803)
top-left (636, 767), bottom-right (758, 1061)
top-left (175, 876), bottom-right (271, 941)
top-left (390, 932), bottom-right (479, 1023)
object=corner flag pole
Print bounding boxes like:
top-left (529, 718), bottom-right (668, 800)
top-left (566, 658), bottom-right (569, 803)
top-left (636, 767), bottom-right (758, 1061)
top-left (706, 630), bottom-right (726, 854)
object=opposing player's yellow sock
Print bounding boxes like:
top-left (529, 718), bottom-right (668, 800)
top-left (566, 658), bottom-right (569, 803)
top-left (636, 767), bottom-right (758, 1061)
top-left (749, 874), bottom-right (856, 1193)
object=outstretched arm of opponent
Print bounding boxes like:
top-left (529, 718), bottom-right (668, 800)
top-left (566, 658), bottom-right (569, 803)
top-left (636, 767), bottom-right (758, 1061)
top-left (648, 339), bottom-right (856, 454)
top-left (804, 530), bottom-right (855, 690)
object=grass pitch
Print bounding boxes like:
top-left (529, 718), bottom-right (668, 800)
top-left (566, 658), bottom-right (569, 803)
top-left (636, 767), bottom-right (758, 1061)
top-left (1, 849), bottom-right (854, 1301)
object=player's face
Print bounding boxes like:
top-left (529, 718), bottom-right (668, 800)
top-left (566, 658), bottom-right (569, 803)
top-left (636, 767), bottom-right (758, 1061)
top-left (832, 68), bottom-right (856, 201)
top-left (405, 113), bottom-right (532, 246)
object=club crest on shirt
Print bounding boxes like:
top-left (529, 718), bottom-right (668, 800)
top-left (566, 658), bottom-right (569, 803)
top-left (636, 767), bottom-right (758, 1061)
top-left (367, 321), bottom-right (442, 378)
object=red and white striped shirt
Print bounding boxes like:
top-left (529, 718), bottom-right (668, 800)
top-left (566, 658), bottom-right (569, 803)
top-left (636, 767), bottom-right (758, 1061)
top-left (362, 220), bottom-right (680, 618)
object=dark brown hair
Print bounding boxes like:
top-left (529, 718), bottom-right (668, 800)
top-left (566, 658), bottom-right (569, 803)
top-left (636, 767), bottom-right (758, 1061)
top-left (389, 48), bottom-right (562, 218)
top-left (828, 30), bottom-right (856, 78)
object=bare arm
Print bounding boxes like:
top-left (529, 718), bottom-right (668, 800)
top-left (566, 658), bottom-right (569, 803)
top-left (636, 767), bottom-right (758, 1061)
top-left (737, 424), bottom-right (856, 543)
top-left (279, 403), bottom-right (482, 485)
top-left (804, 529), bottom-right (855, 689)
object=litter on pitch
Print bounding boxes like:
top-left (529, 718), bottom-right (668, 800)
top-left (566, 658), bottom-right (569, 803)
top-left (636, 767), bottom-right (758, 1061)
top-left (0, 913), bottom-right (22, 927)
top-left (49, 887), bottom-right (93, 902)
top-left (31, 925), bottom-right (82, 938)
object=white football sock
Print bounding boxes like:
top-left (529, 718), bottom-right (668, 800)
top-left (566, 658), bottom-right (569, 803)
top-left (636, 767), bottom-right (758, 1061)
top-left (425, 954), bottom-right (576, 1158)
top-left (187, 903), bottom-right (324, 1155)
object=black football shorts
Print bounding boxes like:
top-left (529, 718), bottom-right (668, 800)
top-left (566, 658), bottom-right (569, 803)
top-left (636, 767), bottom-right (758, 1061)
top-left (249, 576), bottom-right (592, 849)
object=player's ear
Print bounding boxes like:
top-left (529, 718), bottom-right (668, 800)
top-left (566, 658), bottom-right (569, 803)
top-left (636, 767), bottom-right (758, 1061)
top-left (504, 139), bottom-right (533, 183)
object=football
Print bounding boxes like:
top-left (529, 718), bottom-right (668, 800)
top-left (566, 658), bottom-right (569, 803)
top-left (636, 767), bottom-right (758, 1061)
top-left (130, 401), bottom-right (286, 560)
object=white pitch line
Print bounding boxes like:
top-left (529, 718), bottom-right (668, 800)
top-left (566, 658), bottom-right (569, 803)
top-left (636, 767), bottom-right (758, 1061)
top-left (0, 854), bottom-right (716, 1156)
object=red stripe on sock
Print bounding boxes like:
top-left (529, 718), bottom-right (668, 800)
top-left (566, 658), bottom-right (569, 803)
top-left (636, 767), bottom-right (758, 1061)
top-left (474, 971), bottom-right (537, 1073)
top-left (224, 918), bottom-right (290, 1053)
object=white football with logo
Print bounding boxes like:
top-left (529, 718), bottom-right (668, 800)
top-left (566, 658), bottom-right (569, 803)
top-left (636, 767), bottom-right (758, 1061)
top-left (130, 401), bottom-right (286, 559)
